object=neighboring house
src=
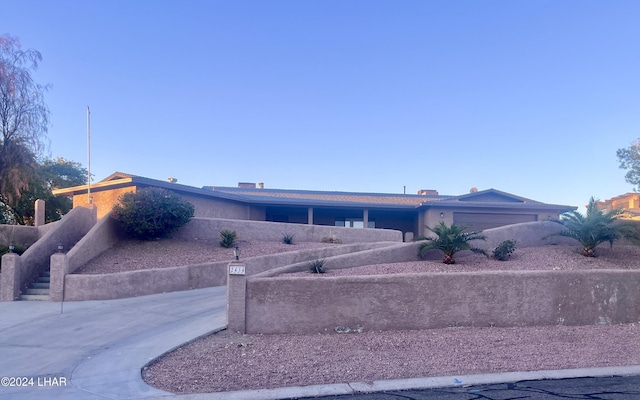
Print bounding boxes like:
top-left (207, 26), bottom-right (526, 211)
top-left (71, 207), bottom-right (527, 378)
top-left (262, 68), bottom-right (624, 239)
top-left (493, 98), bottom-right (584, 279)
top-left (53, 172), bottom-right (575, 238)
top-left (597, 193), bottom-right (640, 220)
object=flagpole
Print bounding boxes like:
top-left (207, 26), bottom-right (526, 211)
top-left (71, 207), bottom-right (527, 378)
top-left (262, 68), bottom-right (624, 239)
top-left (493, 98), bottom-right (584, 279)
top-left (87, 106), bottom-right (91, 204)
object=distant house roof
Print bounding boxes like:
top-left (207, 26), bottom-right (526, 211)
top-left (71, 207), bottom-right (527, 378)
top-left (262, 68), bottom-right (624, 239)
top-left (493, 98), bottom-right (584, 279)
top-left (53, 171), bottom-right (575, 212)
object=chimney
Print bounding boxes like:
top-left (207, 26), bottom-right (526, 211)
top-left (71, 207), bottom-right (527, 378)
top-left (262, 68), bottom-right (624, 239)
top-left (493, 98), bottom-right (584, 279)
top-left (167, 177), bottom-right (177, 183)
top-left (417, 189), bottom-right (438, 196)
top-left (257, 182), bottom-right (264, 189)
top-left (470, 187), bottom-right (478, 193)
top-left (238, 182), bottom-right (256, 189)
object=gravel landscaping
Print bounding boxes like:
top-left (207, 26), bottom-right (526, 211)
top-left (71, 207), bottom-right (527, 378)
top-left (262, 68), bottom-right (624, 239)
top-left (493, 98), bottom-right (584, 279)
top-left (139, 242), bottom-right (640, 394)
top-left (74, 238), bottom-right (336, 274)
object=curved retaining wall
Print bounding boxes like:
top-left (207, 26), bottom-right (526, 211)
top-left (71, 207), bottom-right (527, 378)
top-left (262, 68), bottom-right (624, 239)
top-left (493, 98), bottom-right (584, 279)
top-left (63, 242), bottom-right (396, 301)
top-left (57, 220), bottom-right (596, 302)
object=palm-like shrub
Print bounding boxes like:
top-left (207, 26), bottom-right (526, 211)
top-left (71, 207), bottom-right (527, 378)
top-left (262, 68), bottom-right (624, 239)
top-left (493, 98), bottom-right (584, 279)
top-left (546, 197), bottom-right (640, 257)
top-left (418, 222), bottom-right (487, 264)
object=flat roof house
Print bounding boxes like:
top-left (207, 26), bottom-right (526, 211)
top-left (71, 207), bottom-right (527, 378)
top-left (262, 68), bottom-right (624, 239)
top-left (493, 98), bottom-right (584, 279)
top-left (53, 172), bottom-right (575, 238)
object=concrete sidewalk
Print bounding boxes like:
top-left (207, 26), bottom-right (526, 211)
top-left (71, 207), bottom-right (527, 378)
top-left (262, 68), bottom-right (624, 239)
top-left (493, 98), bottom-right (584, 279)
top-left (1, 287), bottom-right (639, 400)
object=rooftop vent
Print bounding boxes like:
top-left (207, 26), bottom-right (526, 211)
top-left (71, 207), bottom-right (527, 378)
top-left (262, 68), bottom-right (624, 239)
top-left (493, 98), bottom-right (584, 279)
top-left (257, 182), bottom-right (264, 189)
top-left (418, 189), bottom-right (438, 196)
top-left (470, 187), bottom-right (478, 193)
top-left (238, 182), bottom-right (256, 189)
top-left (168, 177), bottom-right (177, 183)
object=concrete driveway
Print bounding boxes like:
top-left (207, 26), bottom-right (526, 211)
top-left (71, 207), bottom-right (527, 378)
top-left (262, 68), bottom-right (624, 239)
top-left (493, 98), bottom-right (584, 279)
top-left (0, 287), bottom-right (226, 400)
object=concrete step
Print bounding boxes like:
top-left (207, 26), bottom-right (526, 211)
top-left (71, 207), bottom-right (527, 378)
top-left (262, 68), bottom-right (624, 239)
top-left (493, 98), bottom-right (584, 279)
top-left (20, 294), bottom-right (49, 301)
top-left (21, 269), bottom-right (51, 301)
top-left (24, 288), bottom-right (50, 295)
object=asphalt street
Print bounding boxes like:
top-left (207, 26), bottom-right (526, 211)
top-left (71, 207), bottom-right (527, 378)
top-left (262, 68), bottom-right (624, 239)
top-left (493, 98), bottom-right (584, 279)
top-left (297, 375), bottom-right (640, 399)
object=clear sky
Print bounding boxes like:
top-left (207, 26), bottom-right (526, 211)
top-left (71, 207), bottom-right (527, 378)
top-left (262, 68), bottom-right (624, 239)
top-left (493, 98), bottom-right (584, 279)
top-left (3, 0), bottom-right (639, 209)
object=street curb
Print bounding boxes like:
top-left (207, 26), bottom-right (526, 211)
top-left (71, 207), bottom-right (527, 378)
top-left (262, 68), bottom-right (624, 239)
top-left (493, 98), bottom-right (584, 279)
top-left (151, 364), bottom-right (640, 399)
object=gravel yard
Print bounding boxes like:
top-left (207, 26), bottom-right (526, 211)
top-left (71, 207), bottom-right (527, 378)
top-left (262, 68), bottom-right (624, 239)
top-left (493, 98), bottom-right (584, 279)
top-left (74, 239), bottom-right (336, 274)
top-left (140, 242), bottom-right (640, 394)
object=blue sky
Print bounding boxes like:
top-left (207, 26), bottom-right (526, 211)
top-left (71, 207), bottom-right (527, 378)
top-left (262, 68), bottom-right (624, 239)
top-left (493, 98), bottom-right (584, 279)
top-left (3, 0), bottom-right (639, 208)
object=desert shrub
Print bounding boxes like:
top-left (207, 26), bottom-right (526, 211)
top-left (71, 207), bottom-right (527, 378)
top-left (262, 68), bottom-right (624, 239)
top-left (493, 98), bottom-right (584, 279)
top-left (112, 188), bottom-right (194, 240)
top-left (282, 233), bottom-right (294, 245)
top-left (493, 240), bottom-right (516, 261)
top-left (220, 229), bottom-right (237, 248)
top-left (418, 222), bottom-right (486, 264)
top-left (308, 258), bottom-right (326, 274)
top-left (321, 235), bottom-right (342, 244)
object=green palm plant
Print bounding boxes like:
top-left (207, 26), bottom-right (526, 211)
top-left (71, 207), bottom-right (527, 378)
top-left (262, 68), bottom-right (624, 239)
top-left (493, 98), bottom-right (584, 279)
top-left (545, 197), bottom-right (640, 257)
top-left (418, 221), bottom-right (487, 264)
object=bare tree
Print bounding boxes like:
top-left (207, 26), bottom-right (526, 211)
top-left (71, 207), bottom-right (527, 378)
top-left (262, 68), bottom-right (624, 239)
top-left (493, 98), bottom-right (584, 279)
top-left (0, 34), bottom-right (50, 213)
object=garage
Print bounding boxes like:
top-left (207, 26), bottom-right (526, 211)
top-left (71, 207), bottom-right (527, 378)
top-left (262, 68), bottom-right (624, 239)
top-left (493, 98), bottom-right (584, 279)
top-left (453, 212), bottom-right (537, 231)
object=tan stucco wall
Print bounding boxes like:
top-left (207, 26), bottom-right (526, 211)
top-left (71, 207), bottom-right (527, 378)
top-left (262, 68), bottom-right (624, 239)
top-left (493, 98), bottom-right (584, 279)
top-left (172, 218), bottom-right (403, 243)
top-left (1, 206), bottom-right (96, 301)
top-left (73, 188), bottom-right (260, 222)
top-left (245, 270), bottom-right (640, 334)
top-left (419, 208), bottom-right (561, 237)
top-left (178, 194), bottom-right (255, 220)
top-left (0, 225), bottom-right (38, 249)
top-left (75, 187), bottom-right (136, 220)
top-left (62, 242), bottom-right (391, 301)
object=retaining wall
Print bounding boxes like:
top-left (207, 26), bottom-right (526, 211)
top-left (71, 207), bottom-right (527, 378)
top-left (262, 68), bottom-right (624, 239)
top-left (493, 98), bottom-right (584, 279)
top-left (245, 270), bottom-right (640, 334)
top-left (0, 225), bottom-right (39, 249)
top-left (235, 220), bottom-right (628, 334)
top-left (63, 242), bottom-right (395, 301)
top-left (49, 211), bottom-right (121, 301)
top-left (172, 217), bottom-right (403, 243)
top-left (1, 206), bottom-right (96, 301)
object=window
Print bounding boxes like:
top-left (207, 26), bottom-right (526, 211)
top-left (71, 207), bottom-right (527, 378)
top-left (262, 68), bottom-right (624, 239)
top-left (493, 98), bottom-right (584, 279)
top-left (335, 218), bottom-right (375, 228)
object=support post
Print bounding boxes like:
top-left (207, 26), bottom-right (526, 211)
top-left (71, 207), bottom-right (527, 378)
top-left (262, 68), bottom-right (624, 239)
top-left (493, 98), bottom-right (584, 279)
top-left (34, 199), bottom-right (45, 227)
top-left (227, 261), bottom-right (247, 334)
top-left (307, 207), bottom-right (314, 225)
top-left (363, 209), bottom-right (369, 228)
top-left (49, 253), bottom-right (69, 302)
top-left (0, 253), bottom-right (21, 301)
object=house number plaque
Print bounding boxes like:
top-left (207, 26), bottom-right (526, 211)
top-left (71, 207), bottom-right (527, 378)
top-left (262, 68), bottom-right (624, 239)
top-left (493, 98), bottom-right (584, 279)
top-left (229, 265), bottom-right (245, 275)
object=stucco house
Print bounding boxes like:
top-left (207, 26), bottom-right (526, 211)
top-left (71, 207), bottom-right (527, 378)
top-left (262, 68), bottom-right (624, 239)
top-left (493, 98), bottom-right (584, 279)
top-left (597, 193), bottom-right (640, 220)
top-left (53, 172), bottom-right (575, 239)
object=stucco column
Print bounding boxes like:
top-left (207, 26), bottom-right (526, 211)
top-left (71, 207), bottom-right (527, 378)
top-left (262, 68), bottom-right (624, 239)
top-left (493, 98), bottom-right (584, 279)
top-left (0, 253), bottom-right (21, 301)
top-left (308, 207), bottom-right (314, 225)
top-left (34, 199), bottom-right (45, 227)
top-left (49, 253), bottom-right (69, 302)
top-left (363, 209), bottom-right (369, 228)
top-left (227, 261), bottom-right (247, 334)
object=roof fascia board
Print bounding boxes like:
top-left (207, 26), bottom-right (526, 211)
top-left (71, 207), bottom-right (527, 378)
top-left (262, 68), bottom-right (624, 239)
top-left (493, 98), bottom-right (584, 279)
top-left (419, 202), bottom-right (576, 211)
